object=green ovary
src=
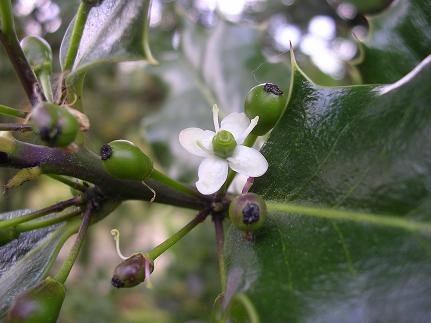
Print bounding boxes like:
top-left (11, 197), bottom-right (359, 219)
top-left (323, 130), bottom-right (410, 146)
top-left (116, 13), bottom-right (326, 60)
top-left (212, 130), bottom-right (237, 158)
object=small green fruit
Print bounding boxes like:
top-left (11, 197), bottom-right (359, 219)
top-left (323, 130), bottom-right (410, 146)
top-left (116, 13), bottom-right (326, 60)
top-left (244, 83), bottom-right (286, 136)
top-left (20, 36), bottom-right (53, 75)
top-left (229, 193), bottom-right (267, 232)
top-left (101, 140), bottom-right (153, 180)
top-left (7, 277), bottom-right (65, 323)
top-left (111, 254), bottom-right (154, 288)
top-left (31, 103), bottom-right (79, 147)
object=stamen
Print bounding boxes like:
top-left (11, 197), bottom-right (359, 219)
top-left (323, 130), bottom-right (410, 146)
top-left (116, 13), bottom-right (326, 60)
top-left (197, 140), bottom-right (213, 155)
top-left (110, 229), bottom-right (129, 260)
top-left (144, 254), bottom-right (153, 289)
top-left (239, 116), bottom-right (259, 143)
top-left (212, 104), bottom-right (220, 132)
top-left (142, 181), bottom-right (156, 202)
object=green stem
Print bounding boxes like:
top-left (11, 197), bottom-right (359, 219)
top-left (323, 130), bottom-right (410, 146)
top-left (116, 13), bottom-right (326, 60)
top-left (0, 196), bottom-right (82, 229)
top-left (16, 209), bottom-right (81, 232)
top-left (151, 169), bottom-right (201, 198)
top-left (38, 70), bottom-right (54, 102)
top-left (41, 220), bottom-right (81, 279)
top-left (0, 104), bottom-right (27, 118)
top-left (148, 209), bottom-right (209, 260)
top-left (267, 201), bottom-right (431, 234)
top-left (0, 0), bottom-right (15, 36)
top-left (54, 203), bottom-right (92, 283)
top-left (47, 174), bottom-right (87, 192)
top-left (0, 123), bottom-right (32, 131)
top-left (213, 214), bottom-right (226, 293)
top-left (63, 2), bottom-right (91, 71)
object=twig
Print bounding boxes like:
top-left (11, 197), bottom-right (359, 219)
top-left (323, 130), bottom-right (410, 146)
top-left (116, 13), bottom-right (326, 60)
top-left (213, 213), bottom-right (226, 292)
top-left (0, 123), bottom-right (32, 132)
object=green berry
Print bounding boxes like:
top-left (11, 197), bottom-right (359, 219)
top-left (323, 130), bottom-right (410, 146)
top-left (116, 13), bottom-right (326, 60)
top-left (20, 36), bottom-right (53, 75)
top-left (101, 140), bottom-right (153, 181)
top-left (212, 130), bottom-right (237, 158)
top-left (229, 193), bottom-right (267, 232)
top-left (244, 83), bottom-right (286, 136)
top-left (7, 277), bottom-right (65, 323)
top-left (111, 254), bottom-right (154, 288)
top-left (31, 103), bottom-right (79, 147)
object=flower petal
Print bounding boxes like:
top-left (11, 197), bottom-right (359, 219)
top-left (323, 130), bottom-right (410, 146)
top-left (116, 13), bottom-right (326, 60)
top-left (196, 157), bottom-right (229, 195)
top-left (227, 145), bottom-right (268, 177)
top-left (179, 128), bottom-right (215, 157)
top-left (220, 113), bottom-right (250, 143)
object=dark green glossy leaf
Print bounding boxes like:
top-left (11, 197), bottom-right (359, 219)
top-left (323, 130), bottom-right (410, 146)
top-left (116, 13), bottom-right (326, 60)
top-left (354, 0), bottom-right (431, 83)
top-left (143, 19), bottom-right (289, 176)
top-left (0, 210), bottom-right (78, 317)
top-left (60, 0), bottom-right (156, 76)
top-left (333, 0), bottom-right (393, 13)
top-left (226, 53), bottom-right (431, 322)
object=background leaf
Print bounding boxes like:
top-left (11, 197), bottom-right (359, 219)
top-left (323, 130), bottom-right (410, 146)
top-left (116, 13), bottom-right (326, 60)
top-left (0, 210), bottom-right (77, 317)
top-left (354, 0), bottom-right (431, 83)
top-left (226, 54), bottom-right (431, 322)
top-left (60, 0), bottom-right (156, 75)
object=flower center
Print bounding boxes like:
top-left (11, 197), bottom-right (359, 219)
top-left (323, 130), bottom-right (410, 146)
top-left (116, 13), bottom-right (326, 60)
top-left (212, 130), bottom-right (237, 158)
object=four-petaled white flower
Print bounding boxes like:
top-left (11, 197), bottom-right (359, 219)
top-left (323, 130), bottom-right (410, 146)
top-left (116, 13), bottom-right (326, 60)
top-left (179, 105), bottom-right (268, 195)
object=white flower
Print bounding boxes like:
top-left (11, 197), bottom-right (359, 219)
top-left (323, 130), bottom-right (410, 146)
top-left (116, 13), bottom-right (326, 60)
top-left (179, 105), bottom-right (268, 195)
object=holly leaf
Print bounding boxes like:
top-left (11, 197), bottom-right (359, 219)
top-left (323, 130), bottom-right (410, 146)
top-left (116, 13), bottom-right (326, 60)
top-left (60, 0), bottom-right (157, 76)
top-left (0, 210), bottom-right (78, 317)
top-left (354, 0), bottom-right (431, 83)
top-left (143, 19), bottom-right (289, 177)
top-left (225, 53), bottom-right (431, 321)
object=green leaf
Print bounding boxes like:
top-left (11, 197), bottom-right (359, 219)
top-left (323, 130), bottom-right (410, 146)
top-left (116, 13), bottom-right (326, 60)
top-left (60, 0), bottom-right (156, 76)
top-left (225, 53), bottom-right (431, 321)
top-left (0, 210), bottom-right (78, 317)
top-left (354, 0), bottom-right (431, 83)
top-left (143, 19), bottom-right (289, 176)
top-left (333, 0), bottom-right (392, 13)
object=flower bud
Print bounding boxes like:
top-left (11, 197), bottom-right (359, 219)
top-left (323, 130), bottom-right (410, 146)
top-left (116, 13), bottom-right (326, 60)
top-left (101, 140), bottom-right (153, 181)
top-left (0, 226), bottom-right (19, 246)
top-left (20, 36), bottom-right (53, 75)
top-left (244, 83), bottom-right (286, 136)
top-left (229, 193), bottom-right (267, 232)
top-left (7, 277), bottom-right (65, 323)
top-left (111, 254), bottom-right (154, 288)
top-left (212, 130), bottom-right (237, 158)
top-left (31, 103), bottom-right (79, 147)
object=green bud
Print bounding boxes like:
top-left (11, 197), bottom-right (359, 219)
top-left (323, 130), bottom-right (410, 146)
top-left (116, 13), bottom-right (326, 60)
top-left (101, 140), bottom-right (154, 181)
top-left (212, 130), bottom-right (237, 158)
top-left (20, 36), bottom-right (53, 75)
top-left (0, 226), bottom-right (19, 246)
top-left (111, 254), bottom-right (154, 288)
top-left (229, 193), bottom-right (267, 232)
top-left (244, 83), bottom-right (286, 136)
top-left (7, 277), bottom-right (65, 323)
top-left (31, 103), bottom-right (79, 147)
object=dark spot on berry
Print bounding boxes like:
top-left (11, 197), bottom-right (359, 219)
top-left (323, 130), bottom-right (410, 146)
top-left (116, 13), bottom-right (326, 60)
top-left (100, 144), bottom-right (113, 161)
top-left (264, 83), bottom-right (283, 96)
top-left (242, 203), bottom-right (260, 224)
top-left (111, 276), bottom-right (124, 288)
top-left (39, 126), bottom-right (52, 142)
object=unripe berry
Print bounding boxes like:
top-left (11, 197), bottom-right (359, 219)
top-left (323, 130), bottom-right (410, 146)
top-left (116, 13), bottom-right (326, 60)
top-left (31, 103), bottom-right (79, 147)
top-left (20, 36), bottom-right (53, 75)
top-left (229, 193), bottom-right (267, 232)
top-left (7, 277), bottom-right (65, 323)
top-left (101, 140), bottom-right (153, 181)
top-left (244, 83), bottom-right (286, 136)
top-left (111, 254), bottom-right (154, 288)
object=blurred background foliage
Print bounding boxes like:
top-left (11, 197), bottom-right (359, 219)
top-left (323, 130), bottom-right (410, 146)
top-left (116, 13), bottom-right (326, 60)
top-left (0, 0), bottom-right (392, 321)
